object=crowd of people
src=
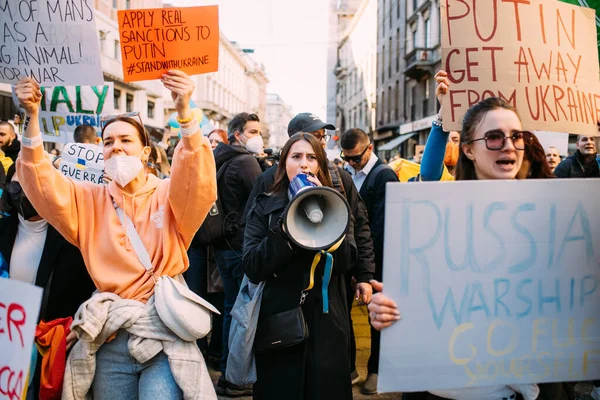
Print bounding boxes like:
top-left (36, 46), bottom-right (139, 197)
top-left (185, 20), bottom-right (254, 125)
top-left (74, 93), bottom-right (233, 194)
top-left (0, 67), bottom-right (598, 400)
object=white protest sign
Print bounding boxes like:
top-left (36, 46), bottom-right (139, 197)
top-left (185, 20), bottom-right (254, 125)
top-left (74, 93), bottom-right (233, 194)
top-left (0, 279), bottom-right (42, 400)
top-left (13, 83), bottom-right (113, 143)
top-left (0, 0), bottom-right (103, 86)
top-left (379, 180), bottom-right (600, 393)
top-left (60, 142), bottom-right (104, 184)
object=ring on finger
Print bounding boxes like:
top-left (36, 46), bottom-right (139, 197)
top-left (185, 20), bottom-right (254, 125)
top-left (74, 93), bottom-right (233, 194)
top-left (370, 312), bottom-right (377, 320)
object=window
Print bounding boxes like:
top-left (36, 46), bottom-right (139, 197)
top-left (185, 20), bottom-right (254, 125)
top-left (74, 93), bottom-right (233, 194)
top-left (410, 86), bottom-right (416, 121)
top-left (423, 79), bottom-right (430, 117)
top-left (112, 0), bottom-right (117, 8)
top-left (388, 37), bottom-right (392, 78)
top-left (388, 86), bottom-right (392, 122)
top-left (382, 0), bottom-right (386, 36)
top-left (389, 3), bottom-right (392, 30)
top-left (396, 28), bottom-right (400, 72)
top-left (382, 44), bottom-right (386, 84)
top-left (395, 81), bottom-right (400, 120)
top-left (381, 90), bottom-right (386, 122)
top-left (425, 17), bottom-right (432, 48)
top-left (147, 101), bottom-right (155, 119)
top-left (113, 89), bottom-right (121, 110)
top-left (412, 0), bottom-right (418, 14)
top-left (126, 94), bottom-right (133, 113)
top-left (397, 0), bottom-right (401, 19)
top-left (411, 23), bottom-right (417, 51)
top-left (125, 0), bottom-right (130, 8)
top-left (114, 40), bottom-right (120, 60)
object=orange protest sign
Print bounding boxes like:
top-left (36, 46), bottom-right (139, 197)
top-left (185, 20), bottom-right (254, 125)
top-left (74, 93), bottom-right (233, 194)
top-left (440, 0), bottom-right (600, 136)
top-left (117, 6), bottom-right (219, 82)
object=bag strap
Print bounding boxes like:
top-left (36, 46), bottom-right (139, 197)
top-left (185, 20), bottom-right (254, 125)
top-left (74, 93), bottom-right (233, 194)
top-left (113, 203), bottom-right (157, 282)
top-left (366, 163), bottom-right (391, 193)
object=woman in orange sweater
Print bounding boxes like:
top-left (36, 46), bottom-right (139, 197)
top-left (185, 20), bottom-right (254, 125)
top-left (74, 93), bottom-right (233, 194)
top-left (14, 70), bottom-right (217, 400)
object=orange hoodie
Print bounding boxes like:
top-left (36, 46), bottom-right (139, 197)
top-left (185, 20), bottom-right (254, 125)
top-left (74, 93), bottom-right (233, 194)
top-left (16, 132), bottom-right (217, 302)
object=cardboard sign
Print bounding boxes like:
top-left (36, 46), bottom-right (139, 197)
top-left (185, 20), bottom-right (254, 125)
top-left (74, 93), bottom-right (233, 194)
top-left (0, 279), bottom-right (43, 400)
top-left (379, 179), bottom-right (600, 393)
top-left (117, 6), bottom-right (219, 82)
top-left (560, 0), bottom-right (600, 59)
top-left (441, 0), bottom-right (600, 136)
top-left (59, 143), bottom-right (104, 184)
top-left (12, 83), bottom-right (113, 143)
top-left (0, 0), bottom-right (103, 86)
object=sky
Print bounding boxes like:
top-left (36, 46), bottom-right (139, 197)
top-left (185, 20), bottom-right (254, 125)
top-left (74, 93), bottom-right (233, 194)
top-left (168, 0), bottom-right (331, 119)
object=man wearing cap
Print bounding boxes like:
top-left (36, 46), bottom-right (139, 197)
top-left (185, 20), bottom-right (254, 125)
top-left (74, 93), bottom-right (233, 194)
top-left (243, 113), bottom-right (376, 385)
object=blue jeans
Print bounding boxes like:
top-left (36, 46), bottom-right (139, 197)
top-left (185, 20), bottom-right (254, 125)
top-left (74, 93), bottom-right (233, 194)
top-left (213, 248), bottom-right (244, 375)
top-left (92, 330), bottom-right (182, 400)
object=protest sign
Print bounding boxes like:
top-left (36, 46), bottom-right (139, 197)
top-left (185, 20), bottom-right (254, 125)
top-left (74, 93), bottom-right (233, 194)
top-left (560, 0), bottom-right (600, 60)
top-left (379, 179), bottom-right (600, 393)
top-left (59, 142), bottom-right (104, 184)
top-left (12, 83), bottom-right (113, 143)
top-left (440, 0), bottom-right (600, 136)
top-left (0, 0), bottom-right (103, 86)
top-left (0, 279), bottom-right (43, 400)
top-left (117, 6), bottom-right (219, 82)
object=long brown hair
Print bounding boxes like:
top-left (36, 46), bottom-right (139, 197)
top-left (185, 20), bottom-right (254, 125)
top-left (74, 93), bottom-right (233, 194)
top-left (271, 133), bottom-right (333, 195)
top-left (522, 132), bottom-right (554, 179)
top-left (455, 97), bottom-right (520, 181)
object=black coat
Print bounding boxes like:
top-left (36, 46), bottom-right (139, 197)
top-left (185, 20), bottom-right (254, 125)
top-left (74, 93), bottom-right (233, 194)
top-left (553, 150), bottom-right (600, 178)
top-left (357, 159), bottom-right (399, 280)
top-left (244, 163), bottom-right (375, 283)
top-left (211, 142), bottom-right (263, 250)
top-left (4, 138), bottom-right (20, 162)
top-left (244, 192), bottom-right (356, 400)
top-left (0, 214), bottom-right (96, 322)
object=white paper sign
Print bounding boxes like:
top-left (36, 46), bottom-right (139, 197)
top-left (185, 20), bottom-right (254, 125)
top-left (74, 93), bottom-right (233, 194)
top-left (60, 142), bottom-right (104, 184)
top-left (379, 180), bottom-right (600, 393)
top-left (13, 83), bottom-right (113, 143)
top-left (534, 131), bottom-right (570, 157)
top-left (0, 0), bottom-right (103, 86)
top-left (0, 279), bottom-right (43, 400)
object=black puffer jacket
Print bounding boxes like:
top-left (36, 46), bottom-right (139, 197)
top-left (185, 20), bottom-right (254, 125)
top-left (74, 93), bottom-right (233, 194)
top-left (554, 150), bottom-right (600, 178)
top-left (210, 142), bottom-right (262, 250)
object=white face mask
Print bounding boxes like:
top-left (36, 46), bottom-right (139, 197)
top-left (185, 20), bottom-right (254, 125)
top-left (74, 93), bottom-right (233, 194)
top-left (242, 135), bottom-right (264, 154)
top-left (105, 150), bottom-right (146, 187)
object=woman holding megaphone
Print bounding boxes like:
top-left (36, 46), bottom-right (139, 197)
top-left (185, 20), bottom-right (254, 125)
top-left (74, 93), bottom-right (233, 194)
top-left (244, 132), bottom-right (357, 400)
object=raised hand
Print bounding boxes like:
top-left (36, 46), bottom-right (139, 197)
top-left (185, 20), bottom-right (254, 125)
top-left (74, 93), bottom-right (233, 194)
top-left (435, 70), bottom-right (450, 113)
top-left (14, 77), bottom-right (42, 116)
top-left (161, 70), bottom-right (195, 119)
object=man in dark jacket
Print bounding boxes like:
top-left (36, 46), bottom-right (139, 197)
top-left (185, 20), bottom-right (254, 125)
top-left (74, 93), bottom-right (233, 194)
top-left (0, 121), bottom-right (20, 162)
top-left (0, 165), bottom-right (95, 399)
top-left (213, 112), bottom-right (263, 396)
top-left (554, 135), bottom-right (599, 178)
top-left (340, 127), bottom-right (399, 395)
top-left (244, 113), bottom-right (376, 384)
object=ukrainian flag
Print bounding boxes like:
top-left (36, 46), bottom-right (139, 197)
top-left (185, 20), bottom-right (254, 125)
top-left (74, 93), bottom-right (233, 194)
top-left (76, 158), bottom-right (86, 170)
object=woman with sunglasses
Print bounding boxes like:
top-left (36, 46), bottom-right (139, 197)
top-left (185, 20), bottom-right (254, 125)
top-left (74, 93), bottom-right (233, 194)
top-left (368, 71), bottom-right (543, 400)
top-left (14, 70), bottom-right (217, 400)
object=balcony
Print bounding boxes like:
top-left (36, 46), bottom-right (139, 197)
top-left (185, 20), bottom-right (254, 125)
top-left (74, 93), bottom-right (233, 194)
top-left (403, 47), bottom-right (440, 80)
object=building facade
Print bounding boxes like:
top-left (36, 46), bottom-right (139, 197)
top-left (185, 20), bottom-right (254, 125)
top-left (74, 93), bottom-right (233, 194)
top-left (334, 0), bottom-right (378, 142)
top-left (265, 93), bottom-right (293, 149)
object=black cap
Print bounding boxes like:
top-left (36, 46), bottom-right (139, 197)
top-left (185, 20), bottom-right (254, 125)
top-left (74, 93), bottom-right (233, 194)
top-left (287, 113), bottom-right (336, 137)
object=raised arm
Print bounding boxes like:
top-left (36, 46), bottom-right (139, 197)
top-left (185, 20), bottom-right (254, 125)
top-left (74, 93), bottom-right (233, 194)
top-left (164, 70), bottom-right (217, 241)
top-left (14, 78), bottom-right (88, 245)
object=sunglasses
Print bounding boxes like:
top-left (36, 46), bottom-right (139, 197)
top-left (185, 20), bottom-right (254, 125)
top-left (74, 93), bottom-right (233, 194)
top-left (313, 133), bottom-right (331, 142)
top-left (100, 111), bottom-right (149, 146)
top-left (465, 130), bottom-right (532, 151)
top-left (340, 144), bottom-right (370, 163)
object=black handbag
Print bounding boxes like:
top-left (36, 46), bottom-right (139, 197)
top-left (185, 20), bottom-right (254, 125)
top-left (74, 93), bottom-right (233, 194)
top-left (254, 292), bottom-right (309, 355)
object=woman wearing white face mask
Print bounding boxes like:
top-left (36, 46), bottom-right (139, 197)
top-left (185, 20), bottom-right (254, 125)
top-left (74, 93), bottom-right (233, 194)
top-left (14, 70), bottom-right (218, 400)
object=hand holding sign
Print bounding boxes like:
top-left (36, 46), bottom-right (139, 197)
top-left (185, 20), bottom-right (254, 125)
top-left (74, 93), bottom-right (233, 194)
top-left (367, 280), bottom-right (401, 331)
top-left (14, 78), bottom-right (43, 115)
top-left (161, 70), bottom-right (195, 117)
top-left (435, 70), bottom-right (450, 114)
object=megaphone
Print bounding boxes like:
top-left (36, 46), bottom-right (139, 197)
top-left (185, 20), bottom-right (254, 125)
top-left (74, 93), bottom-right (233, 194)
top-left (282, 174), bottom-right (351, 251)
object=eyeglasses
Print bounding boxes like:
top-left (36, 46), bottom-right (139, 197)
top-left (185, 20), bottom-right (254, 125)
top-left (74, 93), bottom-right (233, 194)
top-left (100, 111), bottom-right (149, 146)
top-left (340, 144), bottom-right (370, 163)
top-left (313, 133), bottom-right (331, 142)
top-left (465, 130), bottom-right (532, 151)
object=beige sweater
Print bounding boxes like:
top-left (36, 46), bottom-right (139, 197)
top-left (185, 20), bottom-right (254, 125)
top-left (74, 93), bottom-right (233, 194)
top-left (62, 292), bottom-right (216, 400)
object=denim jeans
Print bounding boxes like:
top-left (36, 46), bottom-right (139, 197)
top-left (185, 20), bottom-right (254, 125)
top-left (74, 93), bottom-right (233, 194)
top-left (213, 248), bottom-right (244, 375)
top-left (185, 246), bottom-right (224, 360)
top-left (92, 330), bottom-right (182, 400)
